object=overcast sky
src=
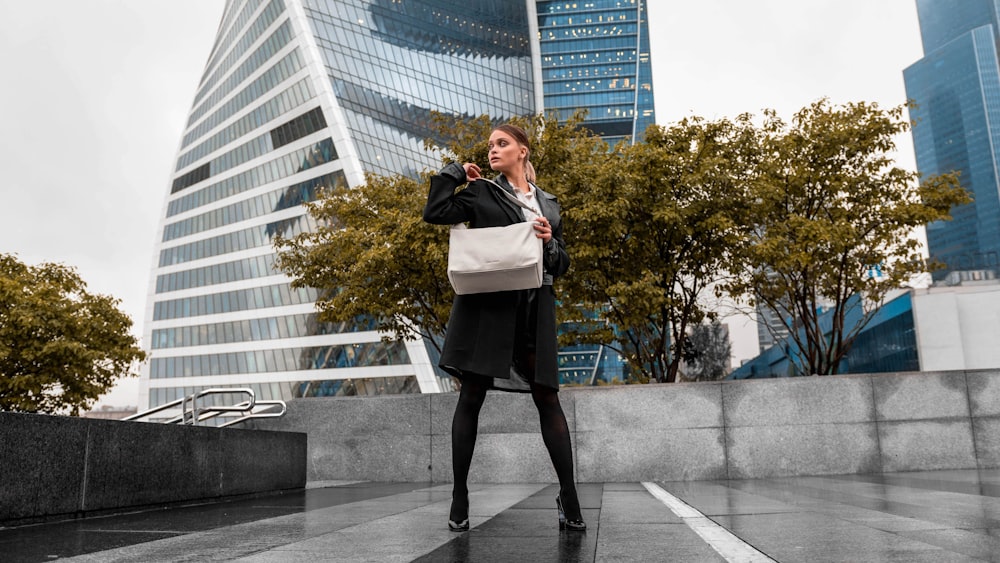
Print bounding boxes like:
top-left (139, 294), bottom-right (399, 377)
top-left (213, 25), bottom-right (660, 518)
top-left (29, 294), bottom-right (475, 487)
top-left (0, 1), bottom-right (924, 407)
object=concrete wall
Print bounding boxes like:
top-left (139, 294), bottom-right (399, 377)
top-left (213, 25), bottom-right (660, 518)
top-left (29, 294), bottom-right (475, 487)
top-left (254, 369), bottom-right (1000, 483)
top-left (0, 413), bottom-right (307, 526)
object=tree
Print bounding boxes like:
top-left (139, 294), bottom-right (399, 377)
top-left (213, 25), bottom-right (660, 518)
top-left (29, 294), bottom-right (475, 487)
top-left (0, 254), bottom-right (146, 415)
top-left (276, 171), bottom-right (455, 352)
top-left (558, 116), bottom-right (759, 383)
top-left (725, 100), bottom-right (969, 376)
top-left (276, 112), bottom-right (606, 354)
top-left (682, 320), bottom-right (732, 382)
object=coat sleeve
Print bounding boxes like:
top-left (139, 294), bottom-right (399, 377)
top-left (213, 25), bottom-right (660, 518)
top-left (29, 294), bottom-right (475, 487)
top-left (544, 216), bottom-right (570, 279)
top-left (422, 162), bottom-right (479, 225)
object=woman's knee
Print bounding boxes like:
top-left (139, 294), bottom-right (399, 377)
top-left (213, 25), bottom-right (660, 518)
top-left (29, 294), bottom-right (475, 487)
top-left (529, 383), bottom-right (560, 409)
top-left (457, 380), bottom-right (488, 408)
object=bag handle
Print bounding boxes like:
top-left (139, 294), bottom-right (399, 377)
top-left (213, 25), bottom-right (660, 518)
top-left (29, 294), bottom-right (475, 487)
top-left (451, 177), bottom-right (540, 230)
top-left (478, 177), bottom-right (539, 214)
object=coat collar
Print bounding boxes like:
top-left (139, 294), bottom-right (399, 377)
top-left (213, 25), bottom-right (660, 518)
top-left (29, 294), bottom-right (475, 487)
top-left (494, 174), bottom-right (557, 201)
top-left (491, 175), bottom-right (559, 224)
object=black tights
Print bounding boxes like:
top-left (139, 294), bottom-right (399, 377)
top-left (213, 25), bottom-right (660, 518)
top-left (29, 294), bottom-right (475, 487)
top-left (450, 377), bottom-right (582, 522)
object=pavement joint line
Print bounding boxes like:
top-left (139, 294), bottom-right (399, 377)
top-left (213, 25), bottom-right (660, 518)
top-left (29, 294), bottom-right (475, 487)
top-left (642, 482), bottom-right (776, 563)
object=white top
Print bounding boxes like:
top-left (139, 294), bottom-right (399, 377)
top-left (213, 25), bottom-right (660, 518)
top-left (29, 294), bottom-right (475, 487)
top-left (513, 184), bottom-right (541, 222)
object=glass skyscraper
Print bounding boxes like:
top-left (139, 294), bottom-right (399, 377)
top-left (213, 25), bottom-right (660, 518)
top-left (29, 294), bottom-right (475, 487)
top-left (140, 0), bottom-right (655, 409)
top-left (904, 0), bottom-right (1000, 278)
top-left (537, 0), bottom-right (655, 146)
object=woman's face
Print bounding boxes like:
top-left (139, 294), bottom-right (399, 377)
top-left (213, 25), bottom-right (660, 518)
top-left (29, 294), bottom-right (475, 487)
top-left (488, 129), bottom-right (526, 177)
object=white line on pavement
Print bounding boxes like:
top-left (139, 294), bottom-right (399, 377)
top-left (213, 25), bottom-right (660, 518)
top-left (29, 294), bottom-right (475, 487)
top-left (642, 482), bottom-right (776, 563)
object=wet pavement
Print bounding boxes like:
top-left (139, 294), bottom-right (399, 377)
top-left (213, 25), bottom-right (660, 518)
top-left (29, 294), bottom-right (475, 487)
top-left (2, 469), bottom-right (999, 562)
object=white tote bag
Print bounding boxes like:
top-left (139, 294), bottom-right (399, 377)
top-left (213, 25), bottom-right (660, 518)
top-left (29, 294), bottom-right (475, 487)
top-left (447, 180), bottom-right (544, 295)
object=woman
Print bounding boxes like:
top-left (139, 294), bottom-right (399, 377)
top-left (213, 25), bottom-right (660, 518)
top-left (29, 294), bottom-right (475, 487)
top-left (423, 124), bottom-right (586, 532)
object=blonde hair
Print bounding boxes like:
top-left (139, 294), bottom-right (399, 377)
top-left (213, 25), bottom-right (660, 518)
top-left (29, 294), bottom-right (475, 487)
top-left (493, 123), bottom-right (536, 184)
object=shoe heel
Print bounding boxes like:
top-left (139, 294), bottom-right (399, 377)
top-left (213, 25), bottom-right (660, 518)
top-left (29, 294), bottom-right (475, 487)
top-left (449, 492), bottom-right (470, 532)
top-left (556, 493), bottom-right (587, 532)
top-left (556, 496), bottom-right (566, 530)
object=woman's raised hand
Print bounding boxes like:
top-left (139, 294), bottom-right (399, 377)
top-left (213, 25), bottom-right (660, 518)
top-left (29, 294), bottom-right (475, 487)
top-left (463, 163), bottom-right (482, 181)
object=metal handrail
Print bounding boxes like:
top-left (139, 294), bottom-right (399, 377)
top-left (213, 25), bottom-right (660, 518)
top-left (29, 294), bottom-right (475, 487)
top-left (122, 387), bottom-right (285, 427)
top-left (182, 398), bottom-right (286, 424)
top-left (167, 388), bottom-right (254, 424)
top-left (122, 396), bottom-right (186, 422)
top-left (192, 388), bottom-right (255, 423)
top-left (219, 400), bottom-right (287, 428)
top-left (170, 399), bottom-right (255, 425)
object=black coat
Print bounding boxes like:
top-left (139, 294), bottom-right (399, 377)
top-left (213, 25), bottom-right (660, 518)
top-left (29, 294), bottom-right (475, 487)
top-left (423, 162), bottom-right (570, 390)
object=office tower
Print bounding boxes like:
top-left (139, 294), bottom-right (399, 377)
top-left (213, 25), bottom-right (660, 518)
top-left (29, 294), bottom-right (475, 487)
top-left (140, 0), bottom-right (538, 408)
top-left (536, 0), bottom-right (656, 145)
top-left (905, 0), bottom-right (1000, 278)
top-left (140, 0), bottom-right (657, 408)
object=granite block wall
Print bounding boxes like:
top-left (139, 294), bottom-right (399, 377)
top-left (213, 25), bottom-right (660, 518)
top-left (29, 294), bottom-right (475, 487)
top-left (255, 369), bottom-right (1000, 483)
top-left (574, 383), bottom-right (726, 482)
top-left (0, 413), bottom-right (306, 526)
top-left (261, 394), bottom-right (431, 482)
top-left (965, 370), bottom-right (1000, 469)
top-left (722, 375), bottom-right (881, 478)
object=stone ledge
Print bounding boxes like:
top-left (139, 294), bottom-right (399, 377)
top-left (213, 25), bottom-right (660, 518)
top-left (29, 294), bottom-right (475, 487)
top-left (254, 369), bottom-right (1000, 483)
top-left (0, 412), bottom-right (306, 526)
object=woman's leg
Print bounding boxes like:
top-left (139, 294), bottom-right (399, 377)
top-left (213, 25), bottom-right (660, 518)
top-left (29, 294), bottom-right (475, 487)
top-left (530, 379), bottom-right (583, 522)
top-left (450, 378), bottom-right (489, 524)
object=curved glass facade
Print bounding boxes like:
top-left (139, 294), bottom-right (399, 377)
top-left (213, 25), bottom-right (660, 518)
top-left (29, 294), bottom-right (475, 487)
top-left (302, 0), bottom-right (536, 177)
top-left (141, 0), bottom-right (541, 410)
top-left (151, 313), bottom-right (376, 349)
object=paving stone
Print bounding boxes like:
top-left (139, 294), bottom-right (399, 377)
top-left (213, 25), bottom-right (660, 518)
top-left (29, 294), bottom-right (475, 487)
top-left (595, 524), bottom-right (727, 562)
top-left (4, 471), bottom-right (1000, 563)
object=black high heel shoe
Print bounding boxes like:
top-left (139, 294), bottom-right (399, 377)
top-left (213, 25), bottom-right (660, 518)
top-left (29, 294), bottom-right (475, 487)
top-left (448, 493), bottom-right (470, 532)
top-left (556, 495), bottom-right (587, 532)
top-left (448, 517), bottom-right (469, 532)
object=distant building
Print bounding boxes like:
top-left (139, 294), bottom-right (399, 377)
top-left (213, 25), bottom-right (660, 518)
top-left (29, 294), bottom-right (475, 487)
top-left (904, 0), bottom-right (1000, 279)
top-left (139, 0), bottom-right (656, 410)
top-left (730, 274), bottom-right (1000, 378)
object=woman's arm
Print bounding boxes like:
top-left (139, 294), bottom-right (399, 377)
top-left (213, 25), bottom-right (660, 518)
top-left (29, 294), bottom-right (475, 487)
top-left (422, 162), bottom-right (479, 225)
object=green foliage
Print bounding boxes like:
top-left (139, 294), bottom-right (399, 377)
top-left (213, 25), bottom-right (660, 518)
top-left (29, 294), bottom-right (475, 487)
top-left (559, 116), bottom-right (758, 382)
top-left (275, 172), bottom-right (454, 350)
top-left (0, 254), bottom-right (145, 414)
top-left (275, 100), bottom-right (970, 386)
top-left (724, 99), bottom-right (969, 376)
top-left (277, 112), bottom-right (609, 354)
